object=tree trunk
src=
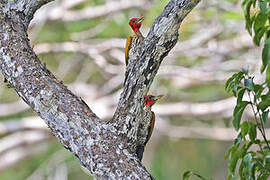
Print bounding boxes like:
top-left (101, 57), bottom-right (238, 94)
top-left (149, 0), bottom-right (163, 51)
top-left (0, 0), bottom-right (200, 179)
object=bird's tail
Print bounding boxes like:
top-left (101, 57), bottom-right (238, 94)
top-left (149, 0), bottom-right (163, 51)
top-left (136, 145), bottom-right (145, 162)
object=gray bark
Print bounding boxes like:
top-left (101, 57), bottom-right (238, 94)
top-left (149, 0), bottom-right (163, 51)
top-left (0, 0), bottom-right (200, 179)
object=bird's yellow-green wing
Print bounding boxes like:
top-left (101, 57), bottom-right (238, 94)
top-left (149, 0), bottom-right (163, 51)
top-left (125, 36), bottom-right (133, 66)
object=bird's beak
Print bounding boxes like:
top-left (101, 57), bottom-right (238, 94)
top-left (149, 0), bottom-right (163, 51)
top-left (153, 95), bottom-right (164, 101)
top-left (137, 16), bottom-right (144, 24)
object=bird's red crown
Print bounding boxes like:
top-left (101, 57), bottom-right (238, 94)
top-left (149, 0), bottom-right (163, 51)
top-left (144, 95), bottom-right (163, 107)
top-left (129, 17), bottom-right (144, 33)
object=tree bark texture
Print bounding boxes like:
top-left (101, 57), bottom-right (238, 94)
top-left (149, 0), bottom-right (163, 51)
top-left (0, 0), bottom-right (200, 179)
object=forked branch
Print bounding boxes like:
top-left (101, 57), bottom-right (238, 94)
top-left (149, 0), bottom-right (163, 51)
top-left (0, 0), bottom-right (200, 179)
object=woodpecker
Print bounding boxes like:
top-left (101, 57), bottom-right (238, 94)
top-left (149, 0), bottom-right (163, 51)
top-left (136, 94), bottom-right (163, 161)
top-left (125, 16), bottom-right (144, 66)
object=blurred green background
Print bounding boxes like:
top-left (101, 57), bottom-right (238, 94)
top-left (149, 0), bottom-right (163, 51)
top-left (0, 0), bottom-right (260, 179)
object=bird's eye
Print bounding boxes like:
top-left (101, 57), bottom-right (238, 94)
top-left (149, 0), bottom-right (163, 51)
top-left (148, 96), bottom-right (153, 100)
top-left (132, 20), bottom-right (135, 23)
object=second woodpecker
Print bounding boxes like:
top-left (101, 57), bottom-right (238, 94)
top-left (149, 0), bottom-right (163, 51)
top-left (125, 16), bottom-right (144, 66)
top-left (136, 94), bottom-right (163, 161)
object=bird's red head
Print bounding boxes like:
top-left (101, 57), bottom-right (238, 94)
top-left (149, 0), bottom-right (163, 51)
top-left (129, 16), bottom-right (144, 33)
top-left (144, 95), bottom-right (164, 108)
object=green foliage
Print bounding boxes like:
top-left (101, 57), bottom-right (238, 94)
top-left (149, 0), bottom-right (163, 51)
top-left (183, 0), bottom-right (270, 179)
top-left (242, 0), bottom-right (270, 73)
top-left (225, 1), bottom-right (270, 178)
top-left (225, 68), bottom-right (270, 179)
top-left (262, 38), bottom-right (270, 73)
top-left (233, 100), bottom-right (249, 130)
top-left (183, 171), bottom-right (208, 180)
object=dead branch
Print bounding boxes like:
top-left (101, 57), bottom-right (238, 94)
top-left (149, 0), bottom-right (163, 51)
top-left (0, 95), bottom-right (257, 124)
top-left (0, 117), bottom-right (47, 136)
top-left (154, 98), bottom-right (235, 118)
top-left (156, 118), bottom-right (270, 141)
top-left (0, 130), bottom-right (51, 155)
top-left (0, 99), bottom-right (28, 116)
top-left (32, 0), bottom-right (145, 23)
top-left (25, 149), bottom-right (71, 180)
top-left (0, 144), bottom-right (49, 172)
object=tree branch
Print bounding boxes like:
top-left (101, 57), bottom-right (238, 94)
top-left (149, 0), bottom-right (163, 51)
top-left (31, 0), bottom-right (145, 23)
top-left (156, 119), bottom-right (270, 141)
top-left (2, 0), bottom-right (54, 24)
top-left (0, 143), bottom-right (49, 172)
top-left (0, 0), bottom-right (200, 179)
top-left (0, 130), bottom-right (50, 155)
top-left (112, 0), bottom-right (201, 138)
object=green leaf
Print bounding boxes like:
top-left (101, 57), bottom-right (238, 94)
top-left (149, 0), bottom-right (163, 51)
top-left (248, 123), bottom-right (257, 142)
top-left (261, 64), bottom-right (267, 73)
top-left (261, 94), bottom-right (268, 101)
top-left (243, 153), bottom-right (252, 163)
top-left (261, 38), bottom-right (270, 73)
top-left (252, 0), bottom-right (256, 8)
top-left (263, 146), bottom-right (270, 154)
top-left (253, 12), bottom-right (267, 36)
top-left (239, 121), bottom-right (257, 142)
top-left (225, 134), bottom-right (241, 160)
top-left (225, 75), bottom-right (236, 92)
top-left (244, 78), bottom-right (254, 90)
top-left (225, 71), bottom-right (244, 94)
top-left (266, 64), bottom-right (270, 87)
top-left (258, 98), bottom-right (270, 110)
top-left (234, 133), bottom-right (242, 146)
top-left (182, 171), bottom-right (207, 180)
top-left (239, 156), bottom-right (245, 179)
top-left (233, 85), bottom-right (239, 96)
top-left (233, 101), bottom-right (249, 130)
top-left (227, 141), bottom-right (253, 178)
top-left (225, 149), bottom-right (232, 160)
top-left (262, 110), bottom-right (269, 124)
top-left (254, 84), bottom-right (264, 101)
top-left (267, 7), bottom-right (270, 15)
top-left (183, 171), bottom-right (193, 180)
top-left (242, 153), bottom-right (255, 180)
top-left (264, 155), bottom-right (270, 169)
top-left (237, 88), bottom-right (246, 104)
top-left (242, 0), bottom-right (254, 35)
top-left (253, 27), bottom-right (266, 46)
top-left (228, 148), bottom-right (241, 175)
top-left (225, 74), bottom-right (237, 92)
top-left (258, 173), bottom-right (270, 180)
top-left (241, 121), bottom-right (249, 138)
top-left (228, 142), bottom-right (252, 177)
top-left (259, 0), bottom-right (267, 13)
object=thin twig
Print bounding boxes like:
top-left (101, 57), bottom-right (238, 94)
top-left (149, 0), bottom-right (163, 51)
top-left (247, 91), bottom-right (270, 149)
